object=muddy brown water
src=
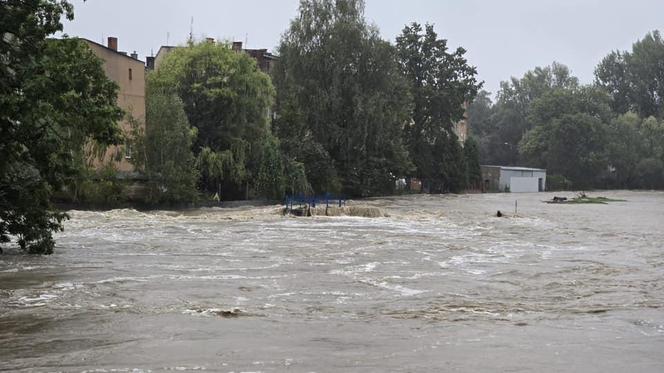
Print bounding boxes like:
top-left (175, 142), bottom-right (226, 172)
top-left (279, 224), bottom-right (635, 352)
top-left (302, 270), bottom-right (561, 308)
top-left (1, 191), bottom-right (663, 372)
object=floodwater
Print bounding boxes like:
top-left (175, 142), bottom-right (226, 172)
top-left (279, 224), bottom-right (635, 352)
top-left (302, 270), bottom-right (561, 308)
top-left (1, 191), bottom-right (663, 372)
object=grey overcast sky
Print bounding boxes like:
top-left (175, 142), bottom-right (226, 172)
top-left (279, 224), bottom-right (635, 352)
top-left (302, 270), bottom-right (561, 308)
top-left (61, 0), bottom-right (664, 96)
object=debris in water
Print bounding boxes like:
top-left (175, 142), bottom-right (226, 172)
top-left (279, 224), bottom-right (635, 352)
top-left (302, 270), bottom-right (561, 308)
top-left (212, 308), bottom-right (244, 318)
top-left (185, 307), bottom-right (246, 318)
top-left (285, 205), bottom-right (388, 218)
top-left (545, 193), bottom-right (626, 204)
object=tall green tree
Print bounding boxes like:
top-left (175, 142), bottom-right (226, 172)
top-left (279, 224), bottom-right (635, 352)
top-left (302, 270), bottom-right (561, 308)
top-left (634, 116), bottom-right (664, 188)
top-left (273, 0), bottom-right (411, 197)
top-left (131, 86), bottom-right (198, 204)
top-left (1, 1), bottom-right (122, 254)
top-left (463, 137), bottom-right (482, 188)
top-left (596, 31), bottom-right (664, 118)
top-left (519, 87), bottom-right (612, 188)
top-left (396, 22), bottom-right (481, 192)
top-left (467, 90), bottom-right (494, 139)
top-left (604, 113), bottom-right (644, 188)
top-left (150, 41), bottom-right (276, 198)
top-left (482, 62), bottom-right (579, 166)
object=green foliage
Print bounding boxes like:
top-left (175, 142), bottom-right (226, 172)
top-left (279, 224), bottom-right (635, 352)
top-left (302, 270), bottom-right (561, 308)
top-left (256, 136), bottom-right (286, 200)
top-left (634, 158), bottom-right (664, 189)
top-left (75, 164), bottom-right (126, 208)
top-left (463, 137), bottom-right (482, 188)
top-left (527, 86), bottom-right (613, 126)
top-left (554, 194), bottom-right (626, 204)
top-left (546, 175), bottom-right (573, 191)
top-left (149, 40), bottom-right (274, 198)
top-left (132, 87), bottom-right (199, 204)
top-left (596, 31), bottom-right (664, 118)
top-left (498, 62), bottom-right (579, 110)
top-left (283, 157), bottom-right (311, 196)
top-left (196, 144), bottom-right (247, 198)
top-left (640, 116), bottom-right (664, 160)
top-left (467, 90), bottom-right (494, 139)
top-left (478, 62), bottom-right (580, 166)
top-left (603, 113), bottom-right (644, 187)
top-left (518, 87), bottom-right (612, 189)
top-left (396, 22), bottom-right (481, 192)
top-left (1, 1), bottom-right (122, 254)
top-left (273, 0), bottom-right (412, 197)
top-left (150, 41), bottom-right (274, 151)
top-left (476, 46), bottom-right (664, 190)
top-left (520, 112), bottom-right (608, 189)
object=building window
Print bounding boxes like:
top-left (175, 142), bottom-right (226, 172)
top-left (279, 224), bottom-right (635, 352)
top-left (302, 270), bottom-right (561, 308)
top-left (128, 68), bottom-right (133, 81)
top-left (124, 143), bottom-right (133, 159)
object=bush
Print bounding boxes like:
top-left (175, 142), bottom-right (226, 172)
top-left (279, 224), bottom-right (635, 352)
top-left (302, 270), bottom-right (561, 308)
top-left (547, 174), bottom-right (573, 191)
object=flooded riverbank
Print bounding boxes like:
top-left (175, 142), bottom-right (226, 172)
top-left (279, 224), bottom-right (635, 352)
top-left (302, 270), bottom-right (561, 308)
top-left (1, 191), bottom-right (663, 372)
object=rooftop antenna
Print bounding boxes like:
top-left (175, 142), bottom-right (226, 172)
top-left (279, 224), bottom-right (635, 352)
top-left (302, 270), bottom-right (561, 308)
top-left (189, 17), bottom-right (194, 43)
top-left (166, 32), bottom-right (170, 46)
top-left (245, 33), bottom-right (248, 48)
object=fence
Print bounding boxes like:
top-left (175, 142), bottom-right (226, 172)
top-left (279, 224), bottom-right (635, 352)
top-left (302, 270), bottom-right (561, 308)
top-left (284, 193), bottom-right (346, 212)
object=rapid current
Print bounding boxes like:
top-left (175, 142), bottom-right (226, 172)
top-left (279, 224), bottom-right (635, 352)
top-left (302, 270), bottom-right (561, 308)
top-left (1, 191), bottom-right (663, 372)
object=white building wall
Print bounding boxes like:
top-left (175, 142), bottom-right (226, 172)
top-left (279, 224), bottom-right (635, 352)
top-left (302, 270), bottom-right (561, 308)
top-left (499, 169), bottom-right (547, 192)
top-left (510, 177), bottom-right (539, 193)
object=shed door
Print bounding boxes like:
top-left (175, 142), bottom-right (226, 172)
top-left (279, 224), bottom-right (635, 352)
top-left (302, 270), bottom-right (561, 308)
top-left (510, 177), bottom-right (539, 193)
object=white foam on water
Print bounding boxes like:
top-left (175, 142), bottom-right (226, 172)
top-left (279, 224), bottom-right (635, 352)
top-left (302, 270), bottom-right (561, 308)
top-left (329, 261), bottom-right (379, 276)
top-left (182, 307), bottom-right (246, 318)
top-left (95, 276), bottom-right (155, 284)
top-left (167, 274), bottom-right (291, 281)
top-left (14, 293), bottom-right (58, 307)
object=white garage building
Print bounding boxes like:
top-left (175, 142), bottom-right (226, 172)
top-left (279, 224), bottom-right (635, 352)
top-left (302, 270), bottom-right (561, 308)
top-left (481, 165), bottom-right (547, 193)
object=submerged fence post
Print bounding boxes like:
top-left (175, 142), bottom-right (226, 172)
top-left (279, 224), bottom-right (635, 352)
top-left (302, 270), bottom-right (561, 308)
top-left (515, 200), bottom-right (518, 215)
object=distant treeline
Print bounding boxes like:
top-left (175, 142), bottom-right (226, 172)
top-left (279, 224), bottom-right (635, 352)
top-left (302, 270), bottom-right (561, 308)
top-left (470, 31), bottom-right (664, 190)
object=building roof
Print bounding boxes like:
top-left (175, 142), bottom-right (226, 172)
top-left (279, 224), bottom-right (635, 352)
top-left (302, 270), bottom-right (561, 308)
top-left (481, 165), bottom-right (547, 172)
top-left (156, 45), bottom-right (177, 56)
top-left (81, 38), bottom-right (145, 64)
top-left (244, 48), bottom-right (279, 60)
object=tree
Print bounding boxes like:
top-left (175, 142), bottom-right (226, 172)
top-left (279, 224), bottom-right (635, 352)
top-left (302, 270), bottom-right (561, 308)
top-left (149, 40), bottom-right (275, 199)
top-left (273, 0), bottom-right (412, 197)
top-left (640, 116), bottom-right (664, 161)
top-left (520, 112), bottom-right (608, 189)
top-left (467, 90), bottom-right (494, 139)
top-left (1, 1), bottom-right (122, 254)
top-left (131, 86), bottom-right (199, 204)
top-left (255, 136), bottom-right (286, 200)
top-left (632, 116), bottom-right (664, 188)
top-left (603, 113), bottom-right (644, 188)
top-left (463, 137), bottom-right (482, 189)
top-left (596, 30), bottom-right (664, 118)
top-left (634, 158), bottom-right (664, 189)
top-left (498, 62), bottom-right (579, 111)
top-left (481, 62), bottom-right (580, 166)
top-left (396, 22), bottom-right (481, 192)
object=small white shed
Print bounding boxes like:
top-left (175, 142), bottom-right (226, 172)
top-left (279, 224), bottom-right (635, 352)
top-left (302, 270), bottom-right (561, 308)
top-left (481, 165), bottom-right (547, 193)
